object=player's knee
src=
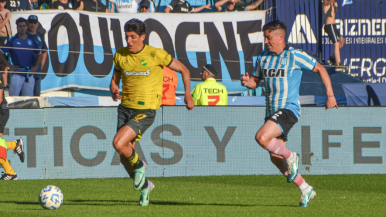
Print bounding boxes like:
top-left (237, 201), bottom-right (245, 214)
top-left (255, 133), bottom-right (269, 147)
top-left (113, 137), bottom-right (125, 153)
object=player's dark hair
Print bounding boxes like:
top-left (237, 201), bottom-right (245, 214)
top-left (16, 17), bottom-right (28, 26)
top-left (124, 19), bottom-right (147, 35)
top-left (262, 20), bottom-right (287, 35)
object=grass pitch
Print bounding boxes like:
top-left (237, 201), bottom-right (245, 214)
top-left (0, 174), bottom-right (385, 217)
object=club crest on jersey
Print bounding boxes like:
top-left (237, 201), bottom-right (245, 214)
top-left (262, 69), bottom-right (286, 78)
top-left (28, 40), bottom-right (32, 45)
top-left (280, 57), bottom-right (287, 66)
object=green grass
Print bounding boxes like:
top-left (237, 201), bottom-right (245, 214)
top-left (1, 175), bottom-right (386, 217)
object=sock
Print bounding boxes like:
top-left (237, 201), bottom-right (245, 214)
top-left (142, 179), bottom-right (149, 189)
top-left (128, 150), bottom-right (140, 166)
top-left (265, 138), bottom-right (292, 159)
top-left (6, 141), bottom-right (16, 150)
top-left (279, 162), bottom-right (309, 194)
top-left (0, 158), bottom-right (16, 175)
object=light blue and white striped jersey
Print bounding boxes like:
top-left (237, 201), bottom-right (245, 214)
top-left (252, 46), bottom-right (317, 119)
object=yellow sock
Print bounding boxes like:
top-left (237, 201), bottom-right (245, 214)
top-left (6, 141), bottom-right (16, 150)
top-left (128, 150), bottom-right (140, 165)
top-left (0, 158), bottom-right (16, 175)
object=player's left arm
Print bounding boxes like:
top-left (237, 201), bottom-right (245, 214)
top-left (312, 62), bottom-right (338, 109)
top-left (168, 58), bottom-right (194, 110)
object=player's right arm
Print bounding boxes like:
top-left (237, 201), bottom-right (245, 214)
top-left (241, 72), bottom-right (260, 89)
top-left (110, 52), bottom-right (122, 102)
top-left (110, 69), bottom-right (121, 101)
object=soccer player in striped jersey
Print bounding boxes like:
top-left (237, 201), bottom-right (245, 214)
top-left (241, 20), bottom-right (338, 207)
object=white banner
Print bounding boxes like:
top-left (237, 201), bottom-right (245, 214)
top-left (10, 10), bottom-right (265, 94)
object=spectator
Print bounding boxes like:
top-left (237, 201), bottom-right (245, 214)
top-left (0, 18), bottom-right (42, 96)
top-left (30, 0), bottom-right (39, 9)
top-left (139, 0), bottom-right (156, 13)
top-left (161, 66), bottom-right (178, 105)
top-left (52, 0), bottom-right (77, 9)
top-left (215, 0), bottom-right (263, 12)
top-left (83, 0), bottom-right (108, 12)
top-left (323, 0), bottom-right (345, 67)
top-left (27, 15), bottom-right (48, 97)
top-left (191, 64), bottom-right (228, 106)
top-left (0, 0), bottom-right (11, 86)
top-left (109, 0), bottom-right (140, 13)
top-left (164, 0), bottom-right (211, 13)
top-left (6, 0), bottom-right (31, 11)
top-left (37, 0), bottom-right (52, 9)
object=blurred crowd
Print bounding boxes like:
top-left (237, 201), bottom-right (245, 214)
top-left (1, 0), bottom-right (264, 13)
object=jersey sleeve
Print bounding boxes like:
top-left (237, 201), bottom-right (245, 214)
top-left (191, 84), bottom-right (201, 105)
top-left (252, 54), bottom-right (263, 78)
top-left (156, 49), bottom-right (173, 66)
top-left (293, 49), bottom-right (317, 71)
top-left (113, 51), bottom-right (122, 71)
top-left (167, 0), bottom-right (178, 10)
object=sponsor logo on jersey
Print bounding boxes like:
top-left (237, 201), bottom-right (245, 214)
top-left (141, 59), bottom-right (147, 66)
top-left (123, 69), bottom-right (151, 76)
top-left (262, 69), bottom-right (286, 78)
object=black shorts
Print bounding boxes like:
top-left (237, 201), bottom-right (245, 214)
top-left (117, 105), bottom-right (156, 142)
top-left (0, 106), bottom-right (9, 134)
top-left (324, 24), bottom-right (341, 44)
top-left (265, 109), bottom-right (298, 141)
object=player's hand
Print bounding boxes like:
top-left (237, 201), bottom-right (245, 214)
top-left (240, 72), bottom-right (250, 86)
top-left (110, 87), bottom-right (121, 101)
top-left (325, 96), bottom-right (338, 110)
top-left (184, 94), bottom-right (194, 110)
top-left (205, 3), bottom-right (212, 9)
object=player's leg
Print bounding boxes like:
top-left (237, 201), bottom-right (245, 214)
top-left (269, 140), bottom-right (316, 207)
top-left (119, 145), bottom-right (155, 207)
top-left (0, 137), bottom-right (17, 180)
top-left (256, 110), bottom-right (299, 182)
top-left (125, 109), bottom-right (156, 206)
top-left (0, 107), bottom-right (19, 180)
top-left (0, 108), bottom-right (25, 163)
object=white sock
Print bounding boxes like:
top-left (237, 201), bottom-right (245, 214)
top-left (286, 152), bottom-right (294, 161)
top-left (299, 182), bottom-right (311, 195)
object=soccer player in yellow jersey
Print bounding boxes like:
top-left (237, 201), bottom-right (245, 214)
top-left (191, 64), bottom-right (228, 106)
top-left (110, 18), bottom-right (194, 206)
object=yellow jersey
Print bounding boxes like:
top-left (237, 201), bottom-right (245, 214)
top-left (191, 78), bottom-right (228, 106)
top-left (113, 45), bottom-right (173, 110)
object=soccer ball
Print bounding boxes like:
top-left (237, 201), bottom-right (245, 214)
top-left (38, 185), bottom-right (64, 210)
